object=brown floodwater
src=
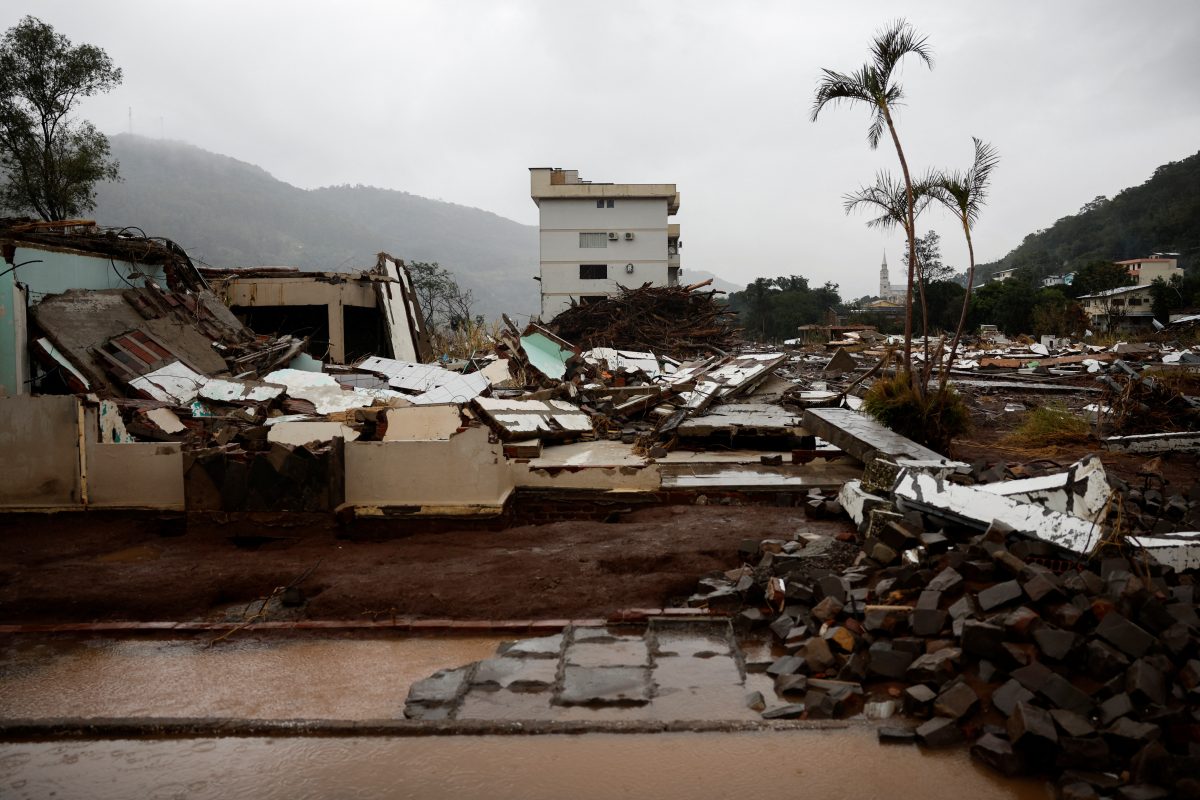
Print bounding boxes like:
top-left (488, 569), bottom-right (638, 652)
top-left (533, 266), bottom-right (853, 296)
top-left (0, 635), bottom-right (508, 720)
top-left (0, 636), bottom-right (1054, 798)
top-left (0, 731), bottom-right (1054, 800)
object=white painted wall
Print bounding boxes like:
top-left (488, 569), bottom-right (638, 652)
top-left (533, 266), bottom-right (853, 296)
top-left (538, 198), bottom-right (672, 318)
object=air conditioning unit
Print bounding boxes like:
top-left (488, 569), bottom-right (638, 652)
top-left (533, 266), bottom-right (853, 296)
top-left (624, 232), bottom-right (635, 241)
top-left (607, 232), bottom-right (619, 241)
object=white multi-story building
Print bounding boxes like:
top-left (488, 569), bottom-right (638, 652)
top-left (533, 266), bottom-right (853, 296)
top-left (529, 167), bottom-right (680, 319)
top-left (1115, 256), bottom-right (1183, 286)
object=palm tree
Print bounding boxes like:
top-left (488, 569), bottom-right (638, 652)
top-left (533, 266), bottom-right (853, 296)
top-left (843, 170), bottom-right (936, 372)
top-left (927, 138), bottom-right (1000, 391)
top-left (812, 19), bottom-right (933, 381)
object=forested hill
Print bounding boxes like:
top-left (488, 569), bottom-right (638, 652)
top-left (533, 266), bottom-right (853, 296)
top-left (977, 151), bottom-right (1200, 281)
top-left (93, 135), bottom-right (541, 318)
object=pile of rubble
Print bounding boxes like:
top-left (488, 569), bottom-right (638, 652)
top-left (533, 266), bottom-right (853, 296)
top-left (685, 452), bottom-right (1199, 797)
top-left (545, 280), bottom-right (739, 356)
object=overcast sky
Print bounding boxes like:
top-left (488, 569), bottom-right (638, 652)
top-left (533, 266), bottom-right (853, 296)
top-left (9, 1), bottom-right (1200, 298)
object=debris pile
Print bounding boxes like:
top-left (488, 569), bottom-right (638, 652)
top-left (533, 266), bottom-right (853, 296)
top-left (686, 453), bottom-right (1200, 797)
top-left (545, 280), bottom-right (739, 356)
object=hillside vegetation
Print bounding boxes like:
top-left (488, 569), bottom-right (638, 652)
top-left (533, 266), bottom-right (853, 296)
top-left (93, 135), bottom-right (541, 318)
top-left (978, 151), bottom-right (1200, 281)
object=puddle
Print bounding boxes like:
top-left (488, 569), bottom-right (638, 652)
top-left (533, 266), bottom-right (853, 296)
top-left (0, 731), bottom-right (1054, 800)
top-left (0, 636), bottom-right (508, 720)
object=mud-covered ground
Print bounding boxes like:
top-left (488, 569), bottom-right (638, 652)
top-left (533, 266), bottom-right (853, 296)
top-left (2, 384), bottom-right (1195, 625)
top-left (0, 507), bottom-right (855, 624)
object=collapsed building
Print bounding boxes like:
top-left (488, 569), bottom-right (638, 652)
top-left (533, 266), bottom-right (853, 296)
top-left (3, 219), bottom-right (1199, 795)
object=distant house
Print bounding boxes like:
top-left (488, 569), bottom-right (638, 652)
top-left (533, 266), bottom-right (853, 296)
top-left (991, 268), bottom-right (1019, 282)
top-left (862, 298), bottom-right (905, 316)
top-left (1077, 284), bottom-right (1156, 331)
top-left (1041, 273), bottom-right (1075, 288)
top-left (1115, 256), bottom-right (1183, 286)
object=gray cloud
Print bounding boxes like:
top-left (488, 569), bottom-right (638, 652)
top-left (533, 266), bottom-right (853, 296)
top-left (12, 0), bottom-right (1200, 298)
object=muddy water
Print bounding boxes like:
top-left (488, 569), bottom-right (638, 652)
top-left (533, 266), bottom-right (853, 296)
top-left (0, 731), bottom-right (1053, 800)
top-left (0, 636), bottom-right (507, 720)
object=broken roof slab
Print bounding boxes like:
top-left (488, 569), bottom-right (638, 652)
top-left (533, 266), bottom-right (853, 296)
top-left (356, 356), bottom-right (488, 405)
top-left (801, 407), bottom-right (952, 463)
top-left (893, 469), bottom-right (1103, 557)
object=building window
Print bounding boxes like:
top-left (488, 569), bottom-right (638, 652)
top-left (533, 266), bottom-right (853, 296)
top-left (606, 199), bottom-right (614, 208)
top-left (579, 232), bottom-right (607, 248)
top-left (594, 199), bottom-right (615, 208)
top-left (596, 200), bottom-right (604, 208)
top-left (580, 295), bottom-right (606, 305)
top-left (579, 264), bottom-right (607, 280)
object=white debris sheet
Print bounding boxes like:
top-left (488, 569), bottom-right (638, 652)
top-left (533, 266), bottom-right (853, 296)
top-left (267, 421), bottom-right (361, 446)
top-left (265, 368), bottom-right (405, 414)
top-left (130, 361), bottom-right (208, 404)
top-left (893, 469), bottom-right (1103, 556)
top-left (584, 348), bottom-right (678, 379)
top-left (471, 396), bottom-right (593, 441)
top-left (976, 455), bottom-right (1111, 521)
top-left (356, 356), bottom-right (489, 405)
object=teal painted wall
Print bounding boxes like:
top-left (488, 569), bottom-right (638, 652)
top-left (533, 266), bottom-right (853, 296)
top-left (1, 246), bottom-right (167, 395)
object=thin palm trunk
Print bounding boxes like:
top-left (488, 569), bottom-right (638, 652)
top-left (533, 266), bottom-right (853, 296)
top-left (882, 106), bottom-right (921, 395)
top-left (939, 221), bottom-right (975, 392)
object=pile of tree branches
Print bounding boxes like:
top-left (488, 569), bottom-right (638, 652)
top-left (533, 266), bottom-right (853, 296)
top-left (547, 280), bottom-right (739, 356)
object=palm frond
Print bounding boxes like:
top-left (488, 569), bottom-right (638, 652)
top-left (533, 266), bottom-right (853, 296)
top-left (843, 170), bottom-right (929, 230)
top-left (872, 18), bottom-right (934, 81)
top-left (866, 112), bottom-right (885, 150)
top-left (810, 68), bottom-right (875, 121)
top-left (963, 137), bottom-right (1000, 225)
top-left (928, 138), bottom-right (1000, 227)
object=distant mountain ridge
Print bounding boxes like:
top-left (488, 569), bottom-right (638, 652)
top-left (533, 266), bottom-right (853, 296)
top-left (94, 135), bottom-right (541, 318)
top-left (977, 151), bottom-right (1200, 281)
top-left (92, 135), bottom-right (743, 319)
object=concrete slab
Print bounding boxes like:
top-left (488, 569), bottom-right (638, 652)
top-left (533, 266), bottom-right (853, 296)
top-left (500, 634), bottom-right (564, 659)
top-left (471, 657), bottom-right (558, 691)
top-left (659, 461), bottom-right (862, 491)
top-left (565, 639), bottom-right (650, 668)
top-left (558, 666), bottom-right (651, 706)
top-left (457, 689), bottom-right (557, 720)
top-left (802, 407), bottom-right (948, 461)
top-left (653, 655), bottom-right (743, 689)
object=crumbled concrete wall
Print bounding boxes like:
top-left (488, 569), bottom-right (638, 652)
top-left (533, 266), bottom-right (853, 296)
top-left (344, 424), bottom-right (515, 511)
top-left (0, 395), bottom-right (81, 507)
top-left (86, 442), bottom-right (185, 510)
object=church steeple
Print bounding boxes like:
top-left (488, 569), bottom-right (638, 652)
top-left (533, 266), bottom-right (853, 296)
top-left (879, 251), bottom-right (889, 297)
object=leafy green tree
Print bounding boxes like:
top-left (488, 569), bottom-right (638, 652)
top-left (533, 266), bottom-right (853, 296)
top-left (1031, 288), bottom-right (1087, 337)
top-left (926, 137), bottom-right (1000, 387)
top-left (967, 270), bottom-right (1041, 335)
top-left (0, 16), bottom-right (122, 220)
top-left (1149, 274), bottom-right (1200, 323)
top-left (407, 261), bottom-right (476, 332)
top-left (812, 18), bottom-right (933, 376)
top-left (727, 277), bottom-right (842, 341)
top-left (1069, 259), bottom-right (1135, 298)
top-left (912, 279), bottom-right (966, 334)
top-left (903, 230), bottom-right (953, 284)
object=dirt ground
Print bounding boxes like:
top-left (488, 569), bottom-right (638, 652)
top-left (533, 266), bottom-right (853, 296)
top-left (2, 384), bottom-right (1194, 626)
top-left (0, 507), bottom-right (854, 624)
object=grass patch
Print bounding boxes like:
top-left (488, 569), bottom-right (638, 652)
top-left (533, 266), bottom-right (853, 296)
top-left (1003, 405), bottom-right (1091, 447)
top-left (862, 373), bottom-right (970, 453)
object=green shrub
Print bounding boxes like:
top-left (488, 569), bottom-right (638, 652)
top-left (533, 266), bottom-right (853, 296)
top-left (1004, 405), bottom-right (1091, 447)
top-left (862, 372), bottom-right (970, 453)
